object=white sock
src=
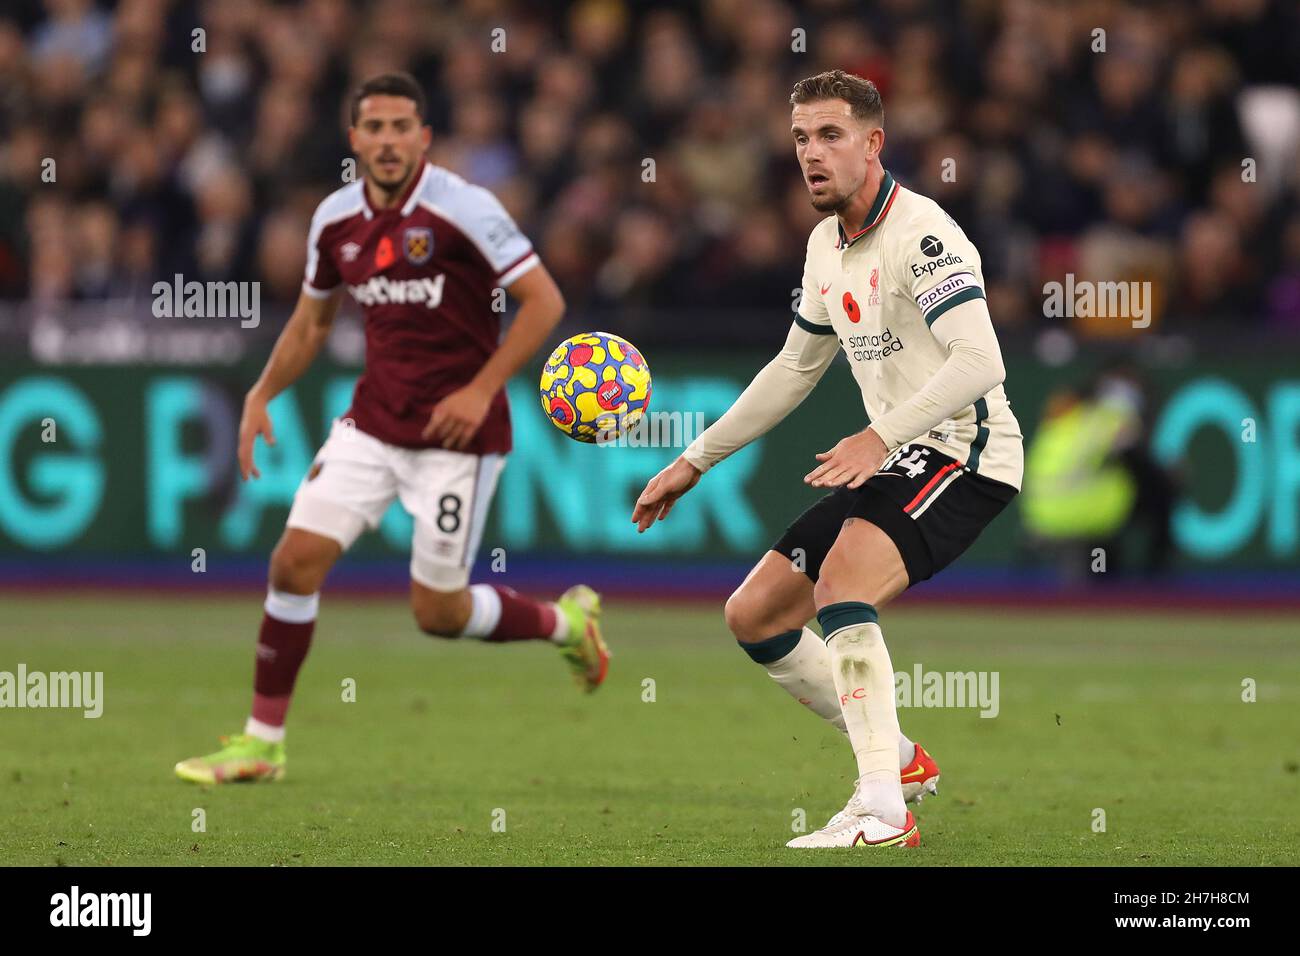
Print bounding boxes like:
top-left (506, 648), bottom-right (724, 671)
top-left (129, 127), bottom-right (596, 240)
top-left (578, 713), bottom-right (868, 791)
top-left (456, 584), bottom-right (503, 639)
top-left (548, 605), bottom-right (569, 643)
top-left (742, 627), bottom-right (919, 769)
top-left (820, 603), bottom-right (906, 828)
top-left (742, 628), bottom-right (847, 731)
top-left (264, 588), bottom-right (319, 624)
top-left (244, 716), bottom-right (285, 743)
top-left (899, 732), bottom-right (916, 767)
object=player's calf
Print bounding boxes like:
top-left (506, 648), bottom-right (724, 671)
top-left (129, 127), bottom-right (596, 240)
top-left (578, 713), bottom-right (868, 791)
top-left (739, 627), bottom-right (849, 732)
top-left (410, 584), bottom-right (473, 637)
top-left (410, 581), bottom-right (611, 692)
top-left (411, 581), bottom-right (556, 641)
top-left (174, 529), bottom-right (340, 784)
top-left (726, 554), bottom-right (848, 727)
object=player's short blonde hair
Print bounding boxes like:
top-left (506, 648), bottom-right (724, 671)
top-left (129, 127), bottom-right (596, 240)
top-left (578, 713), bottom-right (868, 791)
top-left (790, 70), bottom-right (884, 126)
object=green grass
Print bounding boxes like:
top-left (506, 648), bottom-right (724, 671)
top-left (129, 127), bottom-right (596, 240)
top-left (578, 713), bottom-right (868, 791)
top-left (1, 594), bottom-right (1297, 866)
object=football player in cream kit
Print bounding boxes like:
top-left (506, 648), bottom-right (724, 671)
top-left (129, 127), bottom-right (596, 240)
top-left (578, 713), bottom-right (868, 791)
top-left (633, 70), bottom-right (1023, 848)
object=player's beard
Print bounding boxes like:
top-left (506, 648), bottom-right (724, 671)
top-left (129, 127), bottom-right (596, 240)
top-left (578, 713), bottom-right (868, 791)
top-left (368, 155), bottom-right (417, 196)
top-left (809, 189), bottom-right (845, 213)
top-left (809, 172), bottom-right (862, 213)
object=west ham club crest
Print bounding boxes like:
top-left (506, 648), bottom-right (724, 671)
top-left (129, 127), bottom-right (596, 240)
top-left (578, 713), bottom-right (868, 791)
top-left (404, 227), bottom-right (434, 265)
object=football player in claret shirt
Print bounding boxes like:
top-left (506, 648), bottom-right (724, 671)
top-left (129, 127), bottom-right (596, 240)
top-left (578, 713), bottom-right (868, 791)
top-left (633, 71), bottom-right (1024, 848)
top-left (176, 73), bottom-right (608, 785)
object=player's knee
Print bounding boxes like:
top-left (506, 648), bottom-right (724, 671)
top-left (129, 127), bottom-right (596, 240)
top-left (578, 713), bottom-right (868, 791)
top-left (269, 538), bottom-right (329, 594)
top-left (811, 560), bottom-right (846, 610)
top-left (813, 548), bottom-right (898, 610)
top-left (412, 589), bottom-right (468, 638)
top-left (724, 587), bottom-right (772, 643)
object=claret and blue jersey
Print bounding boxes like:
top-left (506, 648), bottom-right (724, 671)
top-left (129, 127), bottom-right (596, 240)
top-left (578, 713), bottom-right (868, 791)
top-left (302, 162), bottom-right (538, 454)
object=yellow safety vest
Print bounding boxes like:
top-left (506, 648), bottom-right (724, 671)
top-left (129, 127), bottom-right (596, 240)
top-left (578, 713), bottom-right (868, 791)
top-left (1021, 401), bottom-right (1137, 539)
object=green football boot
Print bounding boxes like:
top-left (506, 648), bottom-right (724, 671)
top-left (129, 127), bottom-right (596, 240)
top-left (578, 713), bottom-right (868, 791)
top-left (174, 733), bottom-right (285, 784)
top-left (555, 585), bottom-right (610, 692)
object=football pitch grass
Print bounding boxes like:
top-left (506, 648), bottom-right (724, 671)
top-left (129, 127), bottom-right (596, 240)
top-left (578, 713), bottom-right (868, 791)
top-left (2, 594), bottom-right (1296, 866)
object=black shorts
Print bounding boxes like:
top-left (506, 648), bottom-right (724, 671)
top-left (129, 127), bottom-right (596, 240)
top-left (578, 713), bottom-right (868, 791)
top-left (772, 443), bottom-right (1018, 586)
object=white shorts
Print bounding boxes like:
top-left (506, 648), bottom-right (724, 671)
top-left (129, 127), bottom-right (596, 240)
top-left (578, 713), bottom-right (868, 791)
top-left (286, 418), bottom-right (504, 591)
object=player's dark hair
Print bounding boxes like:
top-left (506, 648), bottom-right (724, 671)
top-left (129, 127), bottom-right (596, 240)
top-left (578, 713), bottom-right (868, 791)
top-left (790, 70), bottom-right (884, 126)
top-left (350, 72), bottom-right (427, 125)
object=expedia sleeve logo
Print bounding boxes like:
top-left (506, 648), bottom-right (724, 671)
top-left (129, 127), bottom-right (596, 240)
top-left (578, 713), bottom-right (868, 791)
top-left (910, 235), bottom-right (964, 278)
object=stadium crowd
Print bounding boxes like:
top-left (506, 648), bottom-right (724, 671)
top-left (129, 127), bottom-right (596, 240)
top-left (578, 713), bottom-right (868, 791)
top-left (1, 0), bottom-right (1298, 335)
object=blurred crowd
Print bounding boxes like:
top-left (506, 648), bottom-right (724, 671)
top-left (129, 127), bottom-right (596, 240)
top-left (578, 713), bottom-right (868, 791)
top-left (2, 0), bottom-right (1299, 336)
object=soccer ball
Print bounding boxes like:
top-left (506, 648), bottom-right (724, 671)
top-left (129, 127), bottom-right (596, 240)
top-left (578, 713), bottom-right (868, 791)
top-left (540, 331), bottom-right (652, 443)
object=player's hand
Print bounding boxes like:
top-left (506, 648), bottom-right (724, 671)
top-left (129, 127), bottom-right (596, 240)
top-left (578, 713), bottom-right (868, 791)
top-left (632, 456), bottom-right (702, 532)
top-left (238, 393), bottom-right (276, 481)
top-left (804, 427), bottom-right (889, 489)
top-left (422, 383), bottom-right (493, 450)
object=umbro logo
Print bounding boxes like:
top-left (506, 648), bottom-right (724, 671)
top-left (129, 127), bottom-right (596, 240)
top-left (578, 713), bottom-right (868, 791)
top-left (340, 242), bottom-right (361, 262)
top-left (819, 282), bottom-right (831, 295)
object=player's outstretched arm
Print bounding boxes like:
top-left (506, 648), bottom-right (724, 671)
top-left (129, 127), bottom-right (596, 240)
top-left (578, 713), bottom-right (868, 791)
top-left (631, 322), bottom-right (838, 532)
top-left (423, 263), bottom-right (565, 450)
top-left (239, 287), bottom-right (342, 480)
top-left (632, 456), bottom-right (702, 532)
top-left (682, 322), bottom-right (838, 471)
